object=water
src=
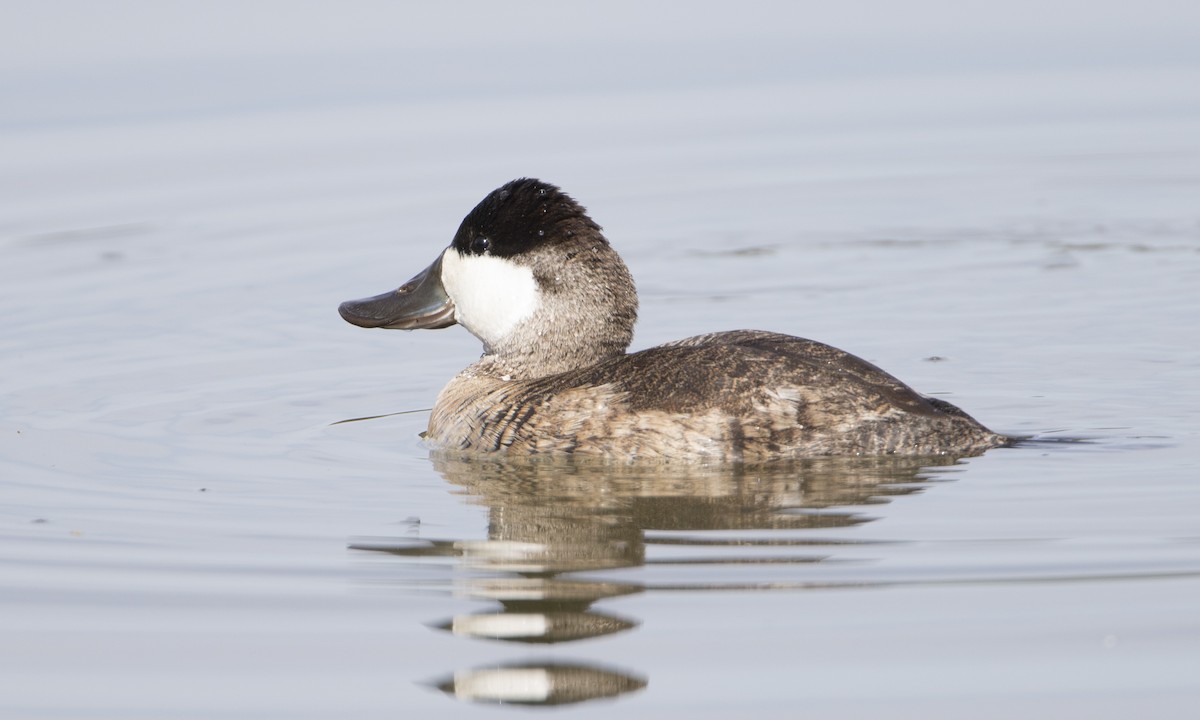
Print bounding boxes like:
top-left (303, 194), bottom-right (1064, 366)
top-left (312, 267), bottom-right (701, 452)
top-left (3, 2), bottom-right (1200, 717)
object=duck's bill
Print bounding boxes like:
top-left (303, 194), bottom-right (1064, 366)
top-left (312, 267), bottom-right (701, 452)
top-left (338, 254), bottom-right (457, 330)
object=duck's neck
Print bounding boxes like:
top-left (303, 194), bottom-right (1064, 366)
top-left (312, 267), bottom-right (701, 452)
top-left (474, 289), bottom-right (637, 380)
top-left (475, 323), bottom-right (632, 381)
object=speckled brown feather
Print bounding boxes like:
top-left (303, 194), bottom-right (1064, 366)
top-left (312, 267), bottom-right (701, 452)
top-left (427, 330), bottom-right (1007, 460)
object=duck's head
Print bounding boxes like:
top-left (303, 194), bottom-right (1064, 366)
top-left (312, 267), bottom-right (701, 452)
top-left (339, 178), bottom-right (638, 378)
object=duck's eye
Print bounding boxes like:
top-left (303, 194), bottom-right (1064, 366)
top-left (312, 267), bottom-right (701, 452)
top-left (471, 236), bottom-right (491, 255)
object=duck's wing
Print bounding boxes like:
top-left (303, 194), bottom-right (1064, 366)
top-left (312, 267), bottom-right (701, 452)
top-left (570, 330), bottom-right (937, 417)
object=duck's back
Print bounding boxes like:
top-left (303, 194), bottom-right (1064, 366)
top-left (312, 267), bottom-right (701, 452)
top-left (428, 330), bottom-right (1007, 460)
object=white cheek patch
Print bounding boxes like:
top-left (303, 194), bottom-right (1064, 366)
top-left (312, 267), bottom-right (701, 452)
top-left (440, 248), bottom-right (539, 348)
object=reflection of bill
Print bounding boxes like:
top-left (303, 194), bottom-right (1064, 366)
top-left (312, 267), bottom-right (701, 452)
top-left (430, 662), bottom-right (647, 707)
top-left (354, 454), bottom-right (961, 707)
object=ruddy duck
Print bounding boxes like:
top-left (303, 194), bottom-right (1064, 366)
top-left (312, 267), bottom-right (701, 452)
top-left (339, 178), bottom-right (1007, 460)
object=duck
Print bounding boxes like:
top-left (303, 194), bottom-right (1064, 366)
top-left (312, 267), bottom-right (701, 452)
top-left (338, 178), bottom-right (1008, 461)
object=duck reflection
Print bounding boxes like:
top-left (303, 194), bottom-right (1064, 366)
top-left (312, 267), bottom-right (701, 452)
top-left (354, 454), bottom-right (960, 707)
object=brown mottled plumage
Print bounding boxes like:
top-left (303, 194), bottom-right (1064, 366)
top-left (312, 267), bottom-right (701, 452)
top-left (339, 178), bottom-right (1008, 460)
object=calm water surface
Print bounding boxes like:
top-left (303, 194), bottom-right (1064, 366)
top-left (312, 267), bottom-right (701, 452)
top-left (3, 4), bottom-right (1200, 718)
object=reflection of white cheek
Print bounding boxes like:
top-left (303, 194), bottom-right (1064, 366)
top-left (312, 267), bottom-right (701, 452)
top-left (440, 249), bottom-right (539, 346)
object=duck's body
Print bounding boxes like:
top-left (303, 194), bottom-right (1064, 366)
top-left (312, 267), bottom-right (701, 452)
top-left (429, 330), bottom-right (1004, 460)
top-left (340, 178), bottom-right (1007, 460)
